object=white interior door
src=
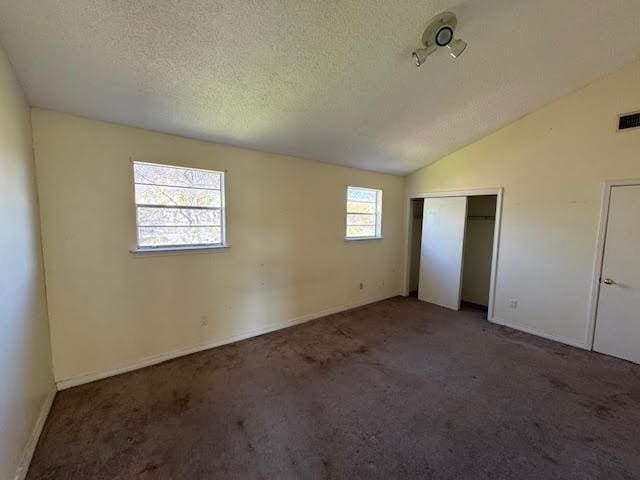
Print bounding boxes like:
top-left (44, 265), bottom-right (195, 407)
top-left (593, 184), bottom-right (640, 364)
top-left (418, 196), bottom-right (468, 310)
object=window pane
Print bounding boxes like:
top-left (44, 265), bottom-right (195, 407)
top-left (345, 186), bottom-right (381, 238)
top-left (135, 184), bottom-right (220, 207)
top-left (347, 214), bottom-right (376, 226)
top-left (138, 226), bottom-right (222, 247)
top-left (347, 201), bottom-right (376, 214)
top-left (134, 163), bottom-right (221, 189)
top-left (347, 187), bottom-right (377, 203)
top-left (346, 225), bottom-right (376, 238)
top-left (137, 207), bottom-right (221, 227)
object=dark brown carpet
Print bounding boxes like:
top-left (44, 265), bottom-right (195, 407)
top-left (28, 297), bottom-right (640, 479)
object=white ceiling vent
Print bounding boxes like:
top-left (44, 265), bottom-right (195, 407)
top-left (618, 111), bottom-right (640, 131)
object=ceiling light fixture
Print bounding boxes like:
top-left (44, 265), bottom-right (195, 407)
top-left (412, 11), bottom-right (467, 66)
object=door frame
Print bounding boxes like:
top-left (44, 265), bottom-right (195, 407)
top-left (586, 179), bottom-right (640, 349)
top-left (403, 187), bottom-right (504, 321)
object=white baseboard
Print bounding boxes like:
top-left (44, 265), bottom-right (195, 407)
top-left (490, 316), bottom-right (588, 350)
top-left (56, 292), bottom-right (400, 390)
top-left (13, 388), bottom-right (56, 480)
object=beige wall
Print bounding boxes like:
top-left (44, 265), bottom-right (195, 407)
top-left (31, 109), bottom-right (405, 385)
top-left (406, 60), bottom-right (640, 347)
top-left (0, 49), bottom-right (54, 479)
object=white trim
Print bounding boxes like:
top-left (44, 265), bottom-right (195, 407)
top-left (345, 236), bottom-right (383, 242)
top-left (408, 187), bottom-right (502, 199)
top-left (13, 388), bottom-right (56, 480)
top-left (403, 187), bottom-right (503, 321)
top-left (55, 292), bottom-right (399, 390)
top-left (130, 244), bottom-right (230, 256)
top-left (586, 179), bottom-right (640, 349)
top-left (491, 316), bottom-right (588, 350)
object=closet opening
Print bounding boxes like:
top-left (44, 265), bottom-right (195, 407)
top-left (408, 198), bottom-right (424, 297)
top-left (404, 189), bottom-right (502, 320)
top-left (460, 195), bottom-right (497, 318)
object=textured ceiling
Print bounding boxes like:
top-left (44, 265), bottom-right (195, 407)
top-left (1, 1), bottom-right (640, 175)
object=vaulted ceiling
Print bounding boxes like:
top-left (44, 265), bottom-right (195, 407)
top-left (1, 1), bottom-right (639, 175)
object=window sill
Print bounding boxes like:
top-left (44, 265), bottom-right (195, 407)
top-left (130, 244), bottom-right (230, 256)
top-left (345, 236), bottom-right (383, 242)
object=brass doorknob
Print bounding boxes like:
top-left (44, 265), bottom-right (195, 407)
top-left (603, 278), bottom-right (615, 285)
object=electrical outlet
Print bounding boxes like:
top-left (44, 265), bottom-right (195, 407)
top-left (509, 299), bottom-right (518, 309)
top-left (200, 314), bottom-right (209, 327)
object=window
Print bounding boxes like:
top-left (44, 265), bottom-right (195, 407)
top-left (133, 161), bottom-right (226, 250)
top-left (345, 186), bottom-right (382, 239)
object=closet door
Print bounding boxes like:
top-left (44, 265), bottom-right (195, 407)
top-left (418, 197), bottom-right (468, 310)
top-left (593, 185), bottom-right (640, 363)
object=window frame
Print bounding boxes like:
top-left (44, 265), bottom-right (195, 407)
top-left (345, 186), bottom-right (383, 241)
top-left (131, 161), bottom-right (228, 254)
